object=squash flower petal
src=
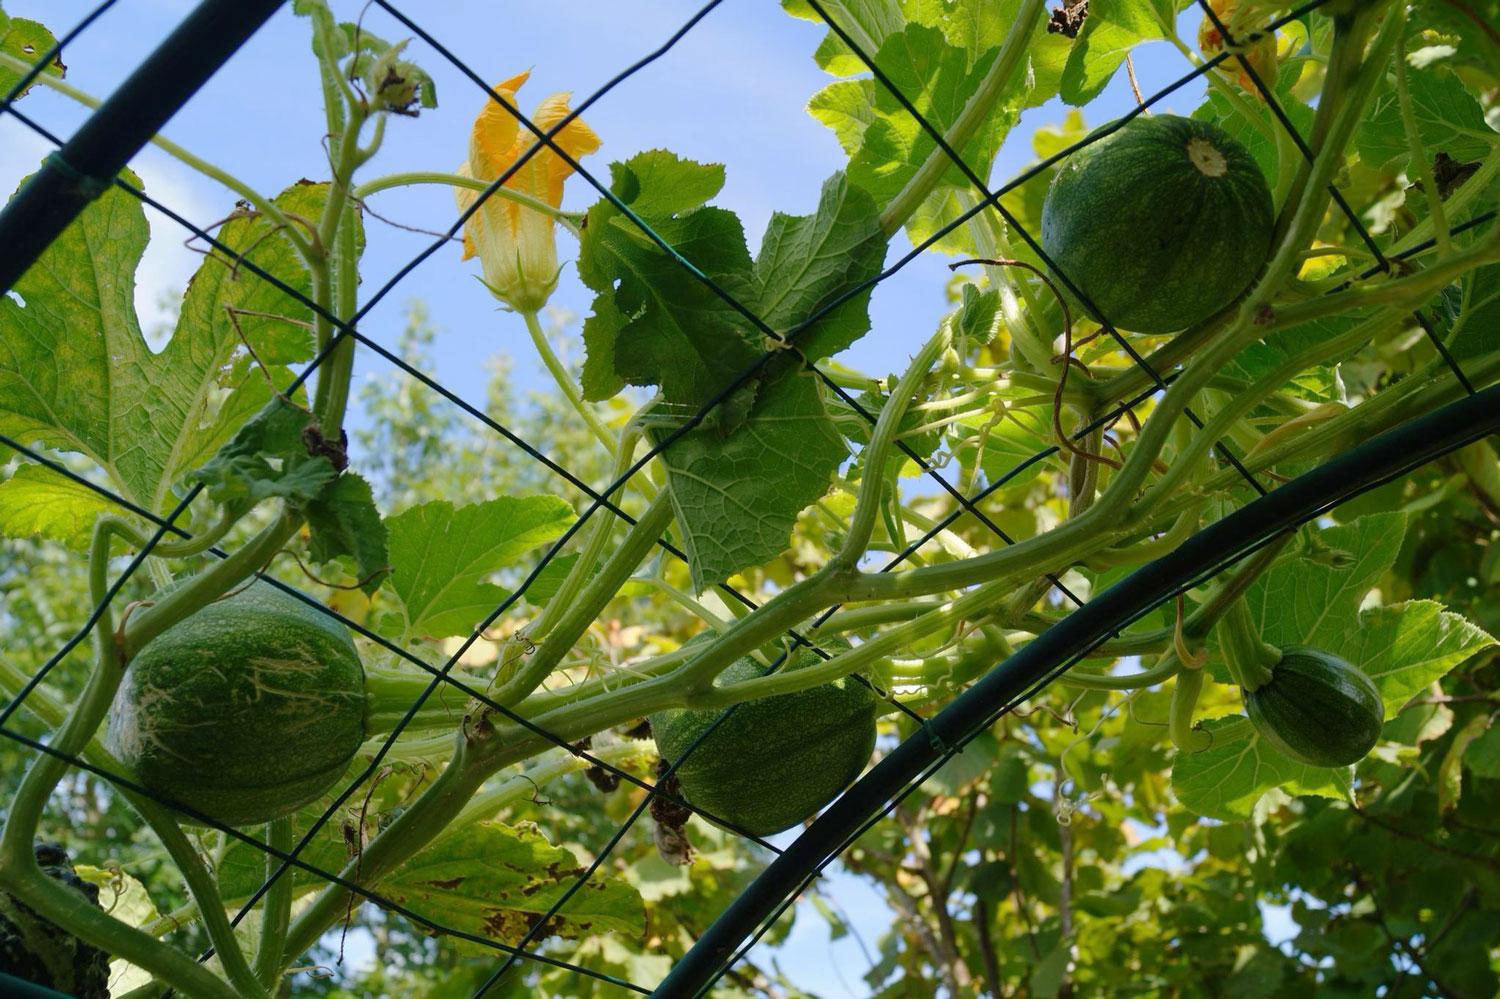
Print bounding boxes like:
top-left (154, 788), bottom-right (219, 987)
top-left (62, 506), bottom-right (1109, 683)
top-left (455, 72), bottom-right (600, 312)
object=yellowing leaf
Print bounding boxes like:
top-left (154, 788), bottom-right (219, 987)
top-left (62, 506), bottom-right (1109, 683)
top-left (384, 821), bottom-right (644, 946)
top-left (0, 462), bottom-right (115, 548)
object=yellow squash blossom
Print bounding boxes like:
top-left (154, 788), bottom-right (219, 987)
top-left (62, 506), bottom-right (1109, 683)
top-left (455, 71), bottom-right (600, 311)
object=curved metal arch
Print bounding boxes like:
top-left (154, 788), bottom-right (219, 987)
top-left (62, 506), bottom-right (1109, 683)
top-left (654, 378), bottom-right (1500, 998)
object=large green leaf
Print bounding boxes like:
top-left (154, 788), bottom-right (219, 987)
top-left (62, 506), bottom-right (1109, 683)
top-left (1060, 0), bottom-right (1171, 107)
top-left (843, 24), bottom-right (1019, 253)
top-left (750, 172), bottom-right (884, 361)
top-left (386, 495), bottom-right (576, 639)
top-left (1171, 717), bottom-right (1354, 821)
top-left (781, 0), bottom-right (906, 77)
top-left (577, 150), bottom-right (762, 428)
top-left (0, 176), bottom-right (348, 515)
top-left (658, 360), bottom-right (844, 592)
top-left (0, 462), bottom-right (116, 549)
top-left (1355, 63), bottom-right (1497, 172)
top-left (1248, 513), bottom-right (1408, 651)
top-left (380, 821), bottom-right (645, 945)
top-left (1346, 600), bottom-right (1494, 719)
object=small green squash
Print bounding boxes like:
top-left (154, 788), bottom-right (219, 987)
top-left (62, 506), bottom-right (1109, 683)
top-left (105, 581), bottom-right (366, 827)
top-left (1039, 113), bottom-right (1274, 333)
top-left (649, 644), bottom-right (878, 837)
top-left (1243, 646), bottom-right (1383, 767)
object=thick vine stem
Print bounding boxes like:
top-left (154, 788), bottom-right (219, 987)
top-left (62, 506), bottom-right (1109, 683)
top-left (491, 493), bottom-right (675, 707)
top-left (254, 817), bottom-right (294, 987)
top-left (3, 866), bottom-right (245, 999)
top-left (841, 322), bottom-right (955, 568)
top-left (1217, 598), bottom-right (1281, 691)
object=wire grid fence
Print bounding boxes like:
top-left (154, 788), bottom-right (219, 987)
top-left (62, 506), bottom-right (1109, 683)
top-left (0, 0), bottom-right (1493, 996)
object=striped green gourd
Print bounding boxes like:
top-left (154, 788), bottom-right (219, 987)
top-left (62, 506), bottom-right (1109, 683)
top-left (1243, 646), bottom-right (1384, 768)
top-left (1040, 113), bottom-right (1274, 333)
top-left (106, 581), bottom-right (366, 827)
top-left (650, 643), bottom-right (878, 837)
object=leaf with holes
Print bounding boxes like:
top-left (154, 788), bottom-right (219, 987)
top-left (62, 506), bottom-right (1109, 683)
top-left (0, 462), bottom-right (117, 549)
top-left (0, 175), bottom-right (357, 515)
top-left (0, 8), bottom-right (63, 100)
top-left (380, 821), bottom-right (645, 947)
top-left (658, 359), bottom-right (844, 592)
top-left (386, 495), bottom-right (576, 639)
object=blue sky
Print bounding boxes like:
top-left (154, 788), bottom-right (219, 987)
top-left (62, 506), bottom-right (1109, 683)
top-left (1, 1), bottom-right (1230, 993)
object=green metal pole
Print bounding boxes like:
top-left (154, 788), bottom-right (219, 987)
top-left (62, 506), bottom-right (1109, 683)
top-left (653, 378), bottom-right (1500, 998)
top-left (0, 0), bottom-right (285, 294)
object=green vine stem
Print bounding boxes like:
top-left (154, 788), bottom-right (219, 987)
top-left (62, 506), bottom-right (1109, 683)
top-left (1217, 598), bottom-right (1280, 692)
top-left (880, 0), bottom-right (1046, 237)
top-left (253, 817), bottom-right (294, 988)
top-left (527, 422), bottom-right (651, 643)
top-left (492, 493), bottom-right (676, 706)
top-left (1169, 662), bottom-right (1212, 752)
top-left (1395, 18), bottom-right (1452, 256)
top-left (523, 308), bottom-right (617, 453)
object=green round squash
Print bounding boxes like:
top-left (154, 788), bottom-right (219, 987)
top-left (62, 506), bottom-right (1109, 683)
top-left (105, 581), bottom-right (366, 827)
top-left (1243, 646), bottom-right (1383, 768)
top-left (1039, 113), bottom-right (1274, 333)
top-left (649, 644), bottom-right (878, 837)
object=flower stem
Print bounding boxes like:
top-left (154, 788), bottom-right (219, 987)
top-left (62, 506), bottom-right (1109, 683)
top-left (1217, 598), bottom-right (1280, 692)
top-left (523, 308), bottom-right (616, 453)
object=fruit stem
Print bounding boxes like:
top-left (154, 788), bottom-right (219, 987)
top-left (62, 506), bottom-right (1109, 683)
top-left (1217, 598), bottom-right (1281, 692)
top-left (523, 307), bottom-right (618, 454)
